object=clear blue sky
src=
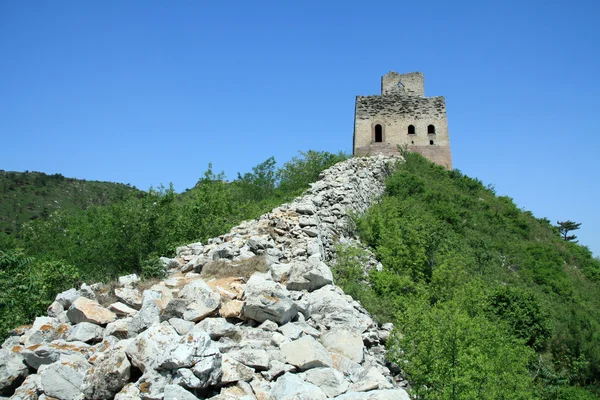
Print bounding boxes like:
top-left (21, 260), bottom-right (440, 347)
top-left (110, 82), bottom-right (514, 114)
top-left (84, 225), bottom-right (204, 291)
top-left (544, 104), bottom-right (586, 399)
top-left (1, 0), bottom-right (599, 255)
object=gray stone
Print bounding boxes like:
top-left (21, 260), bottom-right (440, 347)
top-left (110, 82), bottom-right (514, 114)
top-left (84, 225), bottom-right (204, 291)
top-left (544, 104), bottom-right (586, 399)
top-left (113, 383), bottom-right (141, 400)
top-left (168, 318), bottom-right (195, 335)
top-left (219, 355), bottom-right (254, 385)
top-left (118, 274), bottom-right (140, 287)
top-left (242, 275), bottom-right (297, 325)
top-left (163, 279), bottom-right (221, 322)
top-left (321, 329), bottom-right (364, 363)
top-left (194, 318), bottom-right (238, 340)
top-left (261, 359), bottom-right (295, 381)
top-left (209, 244), bottom-right (236, 260)
top-left (81, 349), bottom-right (131, 399)
top-left (271, 372), bottom-right (327, 400)
top-left (9, 373), bottom-right (41, 400)
top-left (128, 290), bottom-right (161, 334)
top-left (302, 227), bottom-right (320, 237)
top-left (115, 287), bottom-right (143, 310)
top-left (160, 257), bottom-right (182, 270)
top-left (135, 370), bottom-right (169, 400)
top-left (286, 260), bottom-right (333, 292)
top-left (38, 354), bottom-right (91, 400)
top-left (304, 286), bottom-right (372, 332)
top-left (109, 302), bottom-right (138, 317)
top-left (159, 329), bottom-right (220, 370)
top-left (23, 317), bottom-right (69, 346)
top-left (66, 297), bottom-right (117, 326)
top-left (125, 323), bottom-right (179, 372)
top-left (349, 367), bottom-right (393, 392)
top-left (269, 263), bottom-right (292, 282)
top-left (56, 288), bottom-right (81, 309)
top-left (247, 236), bottom-right (270, 252)
top-left (47, 301), bottom-right (64, 319)
top-left (295, 202), bottom-right (316, 215)
top-left (104, 318), bottom-right (132, 339)
top-left (304, 367), bottom-right (349, 398)
top-left (227, 348), bottom-right (270, 371)
top-left (280, 336), bottom-right (332, 370)
top-left (163, 385), bottom-right (197, 400)
top-left (67, 322), bottom-right (104, 343)
top-left (0, 348), bottom-right (28, 395)
top-left (79, 283), bottom-right (97, 301)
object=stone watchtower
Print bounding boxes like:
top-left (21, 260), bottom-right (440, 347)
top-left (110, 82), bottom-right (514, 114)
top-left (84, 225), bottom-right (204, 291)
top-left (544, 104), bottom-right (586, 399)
top-left (353, 71), bottom-right (452, 169)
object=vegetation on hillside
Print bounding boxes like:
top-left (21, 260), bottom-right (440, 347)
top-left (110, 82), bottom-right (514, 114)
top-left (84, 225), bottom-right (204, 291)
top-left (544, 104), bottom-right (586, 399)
top-left (0, 170), bottom-right (142, 235)
top-left (0, 150), bottom-right (348, 340)
top-left (333, 152), bottom-right (600, 399)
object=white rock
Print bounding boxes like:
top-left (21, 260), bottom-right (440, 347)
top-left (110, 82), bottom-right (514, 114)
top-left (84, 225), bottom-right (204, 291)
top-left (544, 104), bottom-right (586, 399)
top-left (82, 349), bottom-right (131, 399)
top-left (305, 286), bottom-right (372, 332)
top-left (104, 318), bottom-right (132, 339)
top-left (125, 323), bottom-right (179, 372)
top-left (159, 329), bottom-right (221, 371)
top-left (9, 373), bottom-right (41, 400)
top-left (118, 274), bottom-right (140, 287)
top-left (168, 318), bottom-right (195, 335)
top-left (109, 302), bottom-right (138, 317)
top-left (114, 383), bottom-right (141, 400)
top-left (227, 348), bottom-right (270, 371)
top-left (66, 297), bottom-right (117, 326)
top-left (219, 354), bottom-right (255, 385)
top-left (271, 372), bottom-right (327, 400)
top-left (305, 367), bottom-right (349, 398)
top-left (280, 336), bottom-right (332, 370)
top-left (0, 348), bottom-right (28, 395)
top-left (38, 354), bottom-right (91, 400)
top-left (163, 279), bottom-right (221, 322)
top-left (55, 288), bottom-right (81, 308)
top-left (321, 329), bottom-right (364, 363)
top-left (195, 318), bottom-right (238, 340)
top-left (163, 384), bottom-right (197, 400)
top-left (114, 287), bottom-right (143, 310)
top-left (67, 322), bottom-right (104, 343)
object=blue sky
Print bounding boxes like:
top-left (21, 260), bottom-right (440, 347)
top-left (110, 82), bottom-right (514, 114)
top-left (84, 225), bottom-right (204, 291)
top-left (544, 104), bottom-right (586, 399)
top-left (1, 0), bottom-right (599, 255)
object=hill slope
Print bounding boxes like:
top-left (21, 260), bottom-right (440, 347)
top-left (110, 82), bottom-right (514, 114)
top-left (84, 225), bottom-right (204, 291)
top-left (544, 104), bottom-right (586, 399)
top-left (332, 151), bottom-right (600, 399)
top-left (0, 170), bottom-right (143, 234)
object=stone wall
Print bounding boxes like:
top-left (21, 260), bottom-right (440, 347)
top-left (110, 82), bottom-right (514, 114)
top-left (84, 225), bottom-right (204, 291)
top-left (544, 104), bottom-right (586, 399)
top-left (1, 155), bottom-right (412, 400)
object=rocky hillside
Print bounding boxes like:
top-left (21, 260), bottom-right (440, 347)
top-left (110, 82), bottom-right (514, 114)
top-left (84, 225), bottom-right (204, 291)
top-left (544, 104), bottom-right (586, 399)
top-left (1, 155), bottom-right (409, 399)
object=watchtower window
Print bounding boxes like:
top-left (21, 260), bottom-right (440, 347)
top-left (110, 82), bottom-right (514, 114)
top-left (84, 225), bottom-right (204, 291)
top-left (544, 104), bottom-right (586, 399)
top-left (375, 124), bottom-right (383, 142)
top-left (428, 124), bottom-right (436, 134)
top-left (430, 140), bottom-right (434, 145)
top-left (408, 125), bottom-right (415, 135)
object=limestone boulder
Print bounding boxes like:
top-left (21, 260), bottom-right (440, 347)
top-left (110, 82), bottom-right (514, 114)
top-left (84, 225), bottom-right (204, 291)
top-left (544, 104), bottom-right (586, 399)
top-left (159, 329), bottom-right (221, 371)
top-left (118, 274), bottom-right (140, 287)
top-left (114, 287), bottom-right (142, 310)
top-left (23, 317), bottom-right (70, 347)
top-left (242, 275), bottom-right (298, 325)
top-left (67, 297), bottom-right (116, 326)
top-left (321, 329), bottom-right (364, 363)
top-left (55, 288), bottom-right (81, 309)
top-left (304, 367), bottom-right (349, 398)
top-left (227, 348), bottom-right (270, 371)
top-left (270, 372), bottom-right (327, 400)
top-left (286, 260), bottom-right (333, 292)
top-left (9, 373), bottom-right (41, 400)
top-left (0, 348), bottom-right (28, 395)
top-left (219, 354), bottom-right (255, 385)
top-left (280, 336), bottom-right (332, 371)
top-left (38, 354), bottom-right (91, 400)
top-left (304, 286), bottom-right (372, 332)
top-left (67, 322), bottom-right (104, 343)
top-left (108, 302), bottom-right (138, 317)
top-left (163, 279), bottom-right (221, 322)
top-left (163, 384), bottom-right (197, 400)
top-left (114, 383), bottom-right (140, 400)
top-left (125, 323), bottom-right (179, 372)
top-left (81, 349), bottom-right (131, 399)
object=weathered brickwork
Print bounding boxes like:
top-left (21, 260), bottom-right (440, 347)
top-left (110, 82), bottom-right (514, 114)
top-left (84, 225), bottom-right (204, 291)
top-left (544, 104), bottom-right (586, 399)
top-left (353, 71), bottom-right (453, 169)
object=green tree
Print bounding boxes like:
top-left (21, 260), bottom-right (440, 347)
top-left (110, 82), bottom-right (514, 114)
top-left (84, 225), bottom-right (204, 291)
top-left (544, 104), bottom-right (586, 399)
top-left (557, 220), bottom-right (582, 242)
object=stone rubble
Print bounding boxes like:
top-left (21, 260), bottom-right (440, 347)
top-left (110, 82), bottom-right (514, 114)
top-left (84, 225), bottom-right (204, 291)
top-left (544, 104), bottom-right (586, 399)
top-left (2, 155), bottom-right (412, 399)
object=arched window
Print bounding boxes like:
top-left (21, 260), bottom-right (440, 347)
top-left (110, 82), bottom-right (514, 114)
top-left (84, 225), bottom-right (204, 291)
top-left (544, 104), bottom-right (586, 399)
top-left (428, 124), bottom-right (436, 134)
top-left (408, 125), bottom-right (415, 135)
top-left (375, 124), bottom-right (383, 142)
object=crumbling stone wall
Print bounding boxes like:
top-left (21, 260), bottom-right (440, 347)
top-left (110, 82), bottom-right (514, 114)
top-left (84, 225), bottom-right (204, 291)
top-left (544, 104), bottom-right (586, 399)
top-left (1, 155), bottom-right (412, 400)
top-left (354, 71), bottom-right (453, 169)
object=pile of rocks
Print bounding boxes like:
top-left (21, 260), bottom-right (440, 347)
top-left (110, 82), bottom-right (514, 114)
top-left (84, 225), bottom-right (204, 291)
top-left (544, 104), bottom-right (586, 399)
top-left (1, 155), bottom-right (410, 399)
